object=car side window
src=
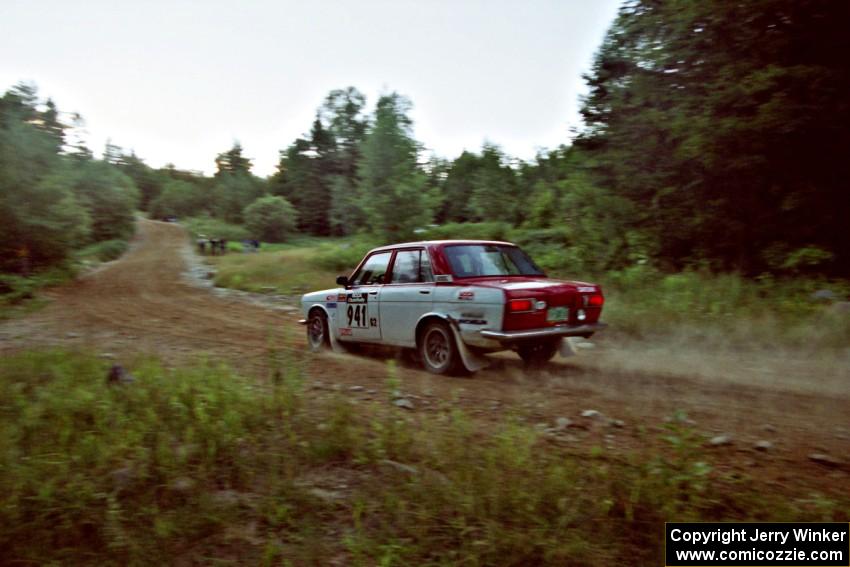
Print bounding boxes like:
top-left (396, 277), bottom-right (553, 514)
top-left (390, 249), bottom-right (434, 284)
top-left (351, 251), bottom-right (392, 286)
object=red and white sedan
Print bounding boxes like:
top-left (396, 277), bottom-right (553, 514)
top-left (300, 240), bottom-right (606, 374)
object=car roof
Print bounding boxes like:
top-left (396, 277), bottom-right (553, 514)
top-left (368, 239), bottom-right (515, 253)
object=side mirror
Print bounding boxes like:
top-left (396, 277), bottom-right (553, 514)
top-left (336, 275), bottom-right (349, 288)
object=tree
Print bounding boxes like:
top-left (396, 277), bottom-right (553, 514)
top-left (214, 142), bottom-right (253, 176)
top-left (149, 179), bottom-right (207, 220)
top-left (0, 165), bottom-right (90, 271)
top-left (320, 88), bottom-right (369, 235)
top-left (357, 93), bottom-right (430, 239)
top-left (320, 87), bottom-right (368, 179)
top-left (66, 112), bottom-right (93, 162)
top-left (270, 136), bottom-right (327, 233)
top-left (440, 151), bottom-right (479, 223)
top-left (270, 88), bottom-right (370, 236)
top-left (243, 195), bottom-right (297, 242)
top-left (66, 161), bottom-right (139, 241)
top-left (40, 98), bottom-right (65, 153)
top-left (210, 172), bottom-right (265, 223)
top-left (117, 151), bottom-right (166, 212)
top-left (0, 85), bottom-right (87, 271)
top-left (211, 142), bottom-right (265, 222)
top-left (578, 0), bottom-right (850, 274)
top-left (468, 143), bottom-right (518, 224)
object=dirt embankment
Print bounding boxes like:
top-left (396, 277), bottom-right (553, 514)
top-left (1, 219), bottom-right (848, 496)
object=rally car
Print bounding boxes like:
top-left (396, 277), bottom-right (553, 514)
top-left (299, 240), bottom-right (606, 374)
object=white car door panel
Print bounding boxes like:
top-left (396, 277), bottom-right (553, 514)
top-left (341, 286), bottom-right (381, 342)
top-left (379, 284), bottom-right (434, 347)
top-left (379, 248), bottom-right (435, 347)
top-left (339, 250), bottom-right (393, 343)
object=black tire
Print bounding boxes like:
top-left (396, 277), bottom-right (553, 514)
top-left (517, 339), bottom-right (559, 368)
top-left (418, 321), bottom-right (465, 375)
top-left (306, 309), bottom-right (330, 352)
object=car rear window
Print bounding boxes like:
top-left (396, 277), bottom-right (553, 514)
top-left (444, 244), bottom-right (544, 278)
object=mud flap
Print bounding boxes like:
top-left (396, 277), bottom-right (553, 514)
top-left (559, 337), bottom-right (578, 358)
top-left (448, 324), bottom-right (489, 372)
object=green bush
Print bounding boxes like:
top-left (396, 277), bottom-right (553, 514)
top-left (149, 179), bottom-right (207, 220)
top-left (418, 221), bottom-right (510, 241)
top-left (507, 227), bottom-right (573, 272)
top-left (0, 267), bottom-right (74, 306)
top-left (183, 216), bottom-right (250, 242)
top-left (309, 240), bottom-right (378, 272)
top-left (77, 239), bottom-right (128, 262)
top-left (243, 195), bottom-right (297, 243)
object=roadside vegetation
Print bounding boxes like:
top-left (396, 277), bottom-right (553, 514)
top-left (4, 0), bottom-right (848, 319)
top-left (206, 226), bottom-right (850, 354)
top-left (2, 2), bottom-right (849, 563)
top-left (2, 351), bottom-right (846, 566)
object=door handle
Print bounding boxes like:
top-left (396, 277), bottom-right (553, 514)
top-left (368, 291), bottom-right (378, 295)
top-left (419, 290), bottom-right (431, 294)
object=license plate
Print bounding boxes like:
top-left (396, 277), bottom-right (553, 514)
top-left (546, 306), bottom-right (569, 322)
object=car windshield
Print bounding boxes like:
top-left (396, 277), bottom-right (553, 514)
top-left (443, 244), bottom-right (545, 278)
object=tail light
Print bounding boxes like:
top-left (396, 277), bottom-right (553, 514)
top-left (584, 294), bottom-right (604, 307)
top-left (508, 298), bottom-right (534, 313)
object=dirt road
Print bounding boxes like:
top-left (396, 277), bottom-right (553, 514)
top-left (2, 219), bottom-right (848, 495)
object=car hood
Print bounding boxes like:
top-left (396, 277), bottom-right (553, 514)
top-left (301, 288), bottom-right (343, 303)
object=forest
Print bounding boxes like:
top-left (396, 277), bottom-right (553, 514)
top-left (2, 0), bottom-right (848, 296)
top-left (2, 2), bottom-right (850, 563)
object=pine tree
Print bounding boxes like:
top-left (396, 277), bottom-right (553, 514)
top-left (357, 93), bottom-right (429, 239)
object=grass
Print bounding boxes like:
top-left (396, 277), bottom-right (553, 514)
top-left (0, 267), bottom-right (75, 320)
top-left (77, 239), bottom-right (130, 263)
top-left (206, 235), bottom-right (850, 353)
top-left (207, 237), bottom-right (373, 296)
top-left (1, 350), bottom-right (846, 565)
top-left (210, 246), bottom-right (338, 295)
top-left (183, 216), bottom-right (251, 242)
top-left (597, 266), bottom-right (850, 351)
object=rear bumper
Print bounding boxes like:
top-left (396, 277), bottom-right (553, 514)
top-left (480, 322), bottom-right (607, 342)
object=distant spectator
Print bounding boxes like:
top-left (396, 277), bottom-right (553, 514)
top-left (197, 237), bottom-right (207, 255)
top-left (209, 238), bottom-right (219, 256)
top-left (219, 239), bottom-right (227, 255)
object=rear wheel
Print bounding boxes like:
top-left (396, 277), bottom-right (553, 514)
top-left (307, 310), bottom-right (329, 351)
top-left (517, 339), bottom-right (559, 368)
top-left (418, 321), bottom-right (464, 375)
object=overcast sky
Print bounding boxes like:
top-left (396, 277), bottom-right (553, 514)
top-left (1, 0), bottom-right (621, 177)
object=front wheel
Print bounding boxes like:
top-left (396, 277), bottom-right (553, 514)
top-left (418, 321), bottom-right (465, 375)
top-left (517, 339), bottom-right (559, 368)
top-left (307, 310), bottom-right (329, 352)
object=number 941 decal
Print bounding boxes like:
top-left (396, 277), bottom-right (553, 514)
top-left (347, 304), bottom-right (369, 328)
top-left (345, 292), bottom-right (375, 329)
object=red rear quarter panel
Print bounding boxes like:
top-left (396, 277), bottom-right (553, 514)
top-left (429, 243), bottom-right (603, 332)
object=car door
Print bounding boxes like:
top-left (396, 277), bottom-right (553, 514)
top-left (379, 248), bottom-right (435, 347)
top-left (341, 250), bottom-right (392, 343)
